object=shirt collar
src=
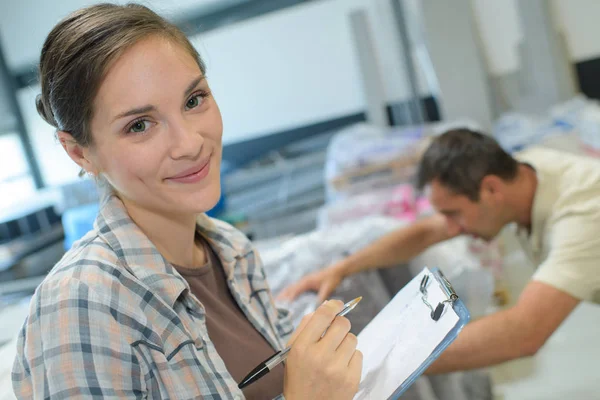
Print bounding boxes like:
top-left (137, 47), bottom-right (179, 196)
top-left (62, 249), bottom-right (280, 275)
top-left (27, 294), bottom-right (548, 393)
top-left (94, 193), bottom-right (251, 307)
top-left (195, 213), bottom-right (254, 282)
top-left (519, 164), bottom-right (557, 253)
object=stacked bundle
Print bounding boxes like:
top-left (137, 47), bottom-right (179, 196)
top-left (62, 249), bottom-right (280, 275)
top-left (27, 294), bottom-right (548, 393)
top-left (493, 94), bottom-right (600, 155)
top-left (318, 183), bottom-right (431, 228)
top-left (323, 123), bottom-right (430, 203)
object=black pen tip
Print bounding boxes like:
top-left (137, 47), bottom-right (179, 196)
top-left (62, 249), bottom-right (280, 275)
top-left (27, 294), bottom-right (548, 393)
top-left (238, 374), bottom-right (258, 389)
top-left (237, 364), bottom-right (269, 390)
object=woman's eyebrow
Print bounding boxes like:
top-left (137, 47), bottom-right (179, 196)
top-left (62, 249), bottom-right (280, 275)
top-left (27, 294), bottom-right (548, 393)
top-left (113, 105), bottom-right (155, 121)
top-left (112, 76), bottom-right (206, 122)
top-left (183, 76), bottom-right (205, 98)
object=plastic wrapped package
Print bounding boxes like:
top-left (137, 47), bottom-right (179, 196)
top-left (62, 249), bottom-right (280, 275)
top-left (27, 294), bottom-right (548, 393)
top-left (577, 102), bottom-right (600, 153)
top-left (325, 124), bottom-right (425, 178)
top-left (492, 112), bottom-right (576, 153)
top-left (324, 120), bottom-right (483, 202)
top-left (324, 123), bottom-right (431, 202)
top-left (536, 95), bottom-right (600, 158)
top-left (317, 183), bottom-right (432, 228)
top-left (548, 95), bottom-right (600, 155)
top-left (548, 94), bottom-right (590, 129)
top-left (491, 95), bottom-right (600, 157)
top-left (493, 113), bottom-right (545, 152)
top-left (493, 96), bottom-right (596, 154)
top-left (255, 216), bottom-right (406, 329)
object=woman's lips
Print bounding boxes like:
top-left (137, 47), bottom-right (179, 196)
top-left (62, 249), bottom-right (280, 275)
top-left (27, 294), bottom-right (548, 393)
top-left (167, 158), bottom-right (211, 183)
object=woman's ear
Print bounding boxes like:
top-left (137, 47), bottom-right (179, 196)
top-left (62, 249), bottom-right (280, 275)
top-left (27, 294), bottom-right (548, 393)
top-left (57, 131), bottom-right (98, 176)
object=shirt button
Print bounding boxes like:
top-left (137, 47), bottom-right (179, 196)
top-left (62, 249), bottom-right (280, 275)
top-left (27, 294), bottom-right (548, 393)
top-left (194, 338), bottom-right (203, 348)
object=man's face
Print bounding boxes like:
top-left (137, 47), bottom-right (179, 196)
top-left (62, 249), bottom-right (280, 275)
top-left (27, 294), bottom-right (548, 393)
top-left (428, 179), bottom-right (506, 241)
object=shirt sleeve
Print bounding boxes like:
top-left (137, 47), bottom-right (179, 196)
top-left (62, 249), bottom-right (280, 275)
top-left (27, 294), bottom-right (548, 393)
top-left (533, 213), bottom-right (600, 303)
top-left (275, 307), bottom-right (295, 342)
top-left (12, 277), bottom-right (146, 399)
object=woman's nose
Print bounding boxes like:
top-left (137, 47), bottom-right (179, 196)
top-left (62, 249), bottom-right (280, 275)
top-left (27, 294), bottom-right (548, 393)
top-left (169, 118), bottom-right (204, 160)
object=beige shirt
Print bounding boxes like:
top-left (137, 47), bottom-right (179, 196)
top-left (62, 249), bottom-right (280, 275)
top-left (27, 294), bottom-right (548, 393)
top-left (515, 147), bottom-right (600, 304)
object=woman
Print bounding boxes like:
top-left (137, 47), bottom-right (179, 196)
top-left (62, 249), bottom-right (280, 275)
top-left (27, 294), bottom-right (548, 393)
top-left (12, 4), bottom-right (362, 399)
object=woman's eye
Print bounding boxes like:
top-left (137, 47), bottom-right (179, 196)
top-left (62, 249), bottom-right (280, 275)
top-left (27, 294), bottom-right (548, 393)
top-left (187, 96), bottom-right (200, 109)
top-left (186, 92), bottom-right (208, 110)
top-left (130, 120), bottom-right (147, 133)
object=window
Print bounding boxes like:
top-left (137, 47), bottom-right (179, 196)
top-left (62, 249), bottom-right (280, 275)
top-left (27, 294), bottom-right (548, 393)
top-left (17, 85), bottom-right (80, 187)
top-left (0, 132), bottom-right (36, 210)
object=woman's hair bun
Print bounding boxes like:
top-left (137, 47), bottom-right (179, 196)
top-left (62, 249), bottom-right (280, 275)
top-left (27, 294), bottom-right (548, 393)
top-left (35, 93), bottom-right (59, 129)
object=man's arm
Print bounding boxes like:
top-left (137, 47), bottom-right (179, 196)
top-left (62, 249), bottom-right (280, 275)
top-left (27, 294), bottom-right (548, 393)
top-left (277, 214), bottom-right (454, 302)
top-left (426, 281), bottom-right (580, 374)
top-left (341, 213), bottom-right (454, 276)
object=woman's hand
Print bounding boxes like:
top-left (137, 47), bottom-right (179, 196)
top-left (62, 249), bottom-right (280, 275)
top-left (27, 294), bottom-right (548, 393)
top-left (283, 300), bottom-right (362, 400)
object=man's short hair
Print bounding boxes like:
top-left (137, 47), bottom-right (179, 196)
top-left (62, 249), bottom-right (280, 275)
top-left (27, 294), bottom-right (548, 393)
top-left (416, 128), bottom-right (519, 201)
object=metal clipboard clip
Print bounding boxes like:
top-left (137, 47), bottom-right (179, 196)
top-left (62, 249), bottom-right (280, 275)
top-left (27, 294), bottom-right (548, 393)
top-left (419, 270), bottom-right (459, 322)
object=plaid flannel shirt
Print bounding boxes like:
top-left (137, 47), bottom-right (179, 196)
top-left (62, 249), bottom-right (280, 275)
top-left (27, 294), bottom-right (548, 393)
top-left (12, 194), bottom-right (294, 399)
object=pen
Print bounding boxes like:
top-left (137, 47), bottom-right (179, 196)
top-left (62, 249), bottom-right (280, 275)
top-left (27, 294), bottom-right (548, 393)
top-left (238, 296), bottom-right (362, 390)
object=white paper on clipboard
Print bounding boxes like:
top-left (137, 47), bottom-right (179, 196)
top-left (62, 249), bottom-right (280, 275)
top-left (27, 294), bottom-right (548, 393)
top-left (354, 268), bottom-right (464, 400)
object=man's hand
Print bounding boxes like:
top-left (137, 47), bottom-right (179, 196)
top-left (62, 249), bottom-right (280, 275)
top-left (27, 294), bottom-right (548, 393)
top-left (277, 263), bottom-right (345, 304)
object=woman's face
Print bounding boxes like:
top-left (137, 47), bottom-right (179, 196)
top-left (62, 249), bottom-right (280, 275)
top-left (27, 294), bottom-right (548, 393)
top-left (87, 36), bottom-right (223, 216)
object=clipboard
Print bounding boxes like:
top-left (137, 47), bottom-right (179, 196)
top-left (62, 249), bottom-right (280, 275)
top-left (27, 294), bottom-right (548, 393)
top-left (354, 267), bottom-right (470, 400)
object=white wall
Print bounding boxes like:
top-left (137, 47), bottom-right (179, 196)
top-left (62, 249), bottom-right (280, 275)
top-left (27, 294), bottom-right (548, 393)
top-left (552, 0), bottom-right (600, 62)
top-left (420, 0), bottom-right (494, 128)
top-left (472, 0), bottom-right (600, 78)
top-left (0, 0), bottom-right (245, 71)
top-left (193, 0), bottom-right (419, 144)
top-left (0, 133), bottom-right (40, 213)
top-left (16, 85), bottom-right (81, 187)
top-left (471, 0), bottom-right (523, 76)
top-left (7, 0), bottom-right (425, 149)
